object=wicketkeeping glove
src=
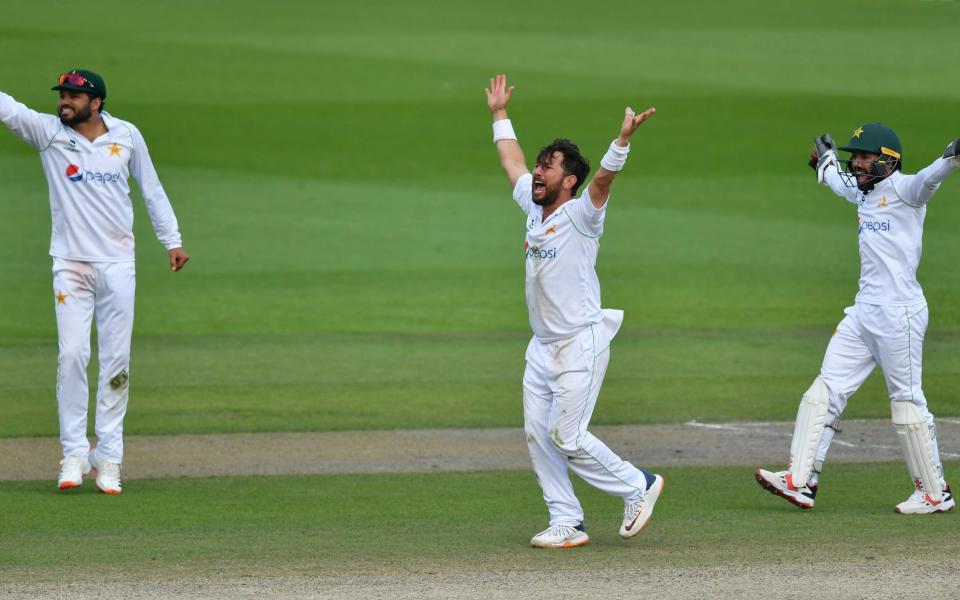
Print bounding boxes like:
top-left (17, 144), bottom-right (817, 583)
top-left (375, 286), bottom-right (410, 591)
top-left (812, 134), bottom-right (838, 184)
top-left (943, 139), bottom-right (960, 159)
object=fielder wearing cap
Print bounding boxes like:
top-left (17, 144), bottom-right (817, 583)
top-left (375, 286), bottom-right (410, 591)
top-left (485, 74), bottom-right (664, 549)
top-left (757, 124), bottom-right (960, 514)
top-left (0, 69), bottom-right (190, 495)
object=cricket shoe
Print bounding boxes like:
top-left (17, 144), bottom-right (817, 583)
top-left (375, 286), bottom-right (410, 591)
top-left (754, 469), bottom-right (817, 509)
top-left (89, 451), bottom-right (123, 495)
top-left (895, 481), bottom-right (955, 514)
top-left (530, 523), bottom-right (589, 549)
top-left (620, 472), bottom-right (665, 539)
top-left (58, 454), bottom-right (92, 489)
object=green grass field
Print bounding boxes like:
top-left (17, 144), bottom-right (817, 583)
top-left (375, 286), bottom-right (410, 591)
top-left (2, 0), bottom-right (959, 587)
top-left (3, 463), bottom-right (959, 580)
top-left (2, 0), bottom-right (960, 435)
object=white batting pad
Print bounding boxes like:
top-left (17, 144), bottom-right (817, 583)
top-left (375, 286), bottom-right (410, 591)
top-left (892, 401), bottom-right (943, 502)
top-left (789, 376), bottom-right (830, 487)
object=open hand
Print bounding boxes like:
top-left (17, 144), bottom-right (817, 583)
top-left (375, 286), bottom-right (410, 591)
top-left (485, 74), bottom-right (514, 117)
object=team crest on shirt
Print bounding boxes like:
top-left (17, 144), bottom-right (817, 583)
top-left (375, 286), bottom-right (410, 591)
top-left (876, 197), bottom-right (888, 208)
top-left (108, 143), bottom-right (122, 157)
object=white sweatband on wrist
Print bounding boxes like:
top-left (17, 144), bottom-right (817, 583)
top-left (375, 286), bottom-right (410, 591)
top-left (600, 140), bottom-right (630, 171)
top-left (493, 119), bottom-right (517, 143)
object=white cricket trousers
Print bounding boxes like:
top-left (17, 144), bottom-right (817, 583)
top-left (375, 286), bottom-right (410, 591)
top-left (53, 258), bottom-right (135, 464)
top-left (814, 302), bottom-right (943, 475)
top-left (522, 322), bottom-right (648, 527)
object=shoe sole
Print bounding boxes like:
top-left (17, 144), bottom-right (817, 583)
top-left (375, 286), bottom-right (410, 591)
top-left (754, 469), bottom-right (813, 509)
top-left (620, 475), bottom-right (665, 539)
top-left (532, 537), bottom-right (589, 549)
top-left (895, 501), bottom-right (955, 514)
top-left (58, 480), bottom-right (81, 490)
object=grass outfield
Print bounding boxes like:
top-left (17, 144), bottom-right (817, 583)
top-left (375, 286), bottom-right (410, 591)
top-left (3, 0), bottom-right (960, 436)
top-left (1, 463), bottom-right (957, 582)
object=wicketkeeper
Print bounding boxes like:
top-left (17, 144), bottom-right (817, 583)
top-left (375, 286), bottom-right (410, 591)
top-left (756, 124), bottom-right (959, 514)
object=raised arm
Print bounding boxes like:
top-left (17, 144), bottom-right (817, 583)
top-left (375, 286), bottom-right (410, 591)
top-left (485, 74), bottom-right (529, 188)
top-left (586, 106), bottom-right (656, 208)
top-left (893, 140), bottom-right (960, 206)
top-left (809, 134), bottom-right (860, 204)
top-left (0, 91), bottom-right (59, 150)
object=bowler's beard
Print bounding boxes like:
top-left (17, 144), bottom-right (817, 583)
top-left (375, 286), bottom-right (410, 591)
top-left (532, 184), bottom-right (561, 207)
top-left (59, 104), bottom-right (93, 127)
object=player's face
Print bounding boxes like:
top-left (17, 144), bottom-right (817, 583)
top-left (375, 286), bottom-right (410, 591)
top-left (849, 151), bottom-right (882, 188)
top-left (58, 91), bottom-right (95, 126)
top-left (532, 152), bottom-right (568, 206)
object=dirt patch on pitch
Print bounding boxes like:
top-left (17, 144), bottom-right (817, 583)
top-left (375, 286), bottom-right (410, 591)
top-left (3, 418), bottom-right (959, 480)
top-left (4, 421), bottom-right (959, 599)
top-left (5, 561), bottom-right (959, 599)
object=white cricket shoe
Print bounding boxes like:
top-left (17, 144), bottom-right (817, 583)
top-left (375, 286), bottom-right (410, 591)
top-left (754, 468), bottom-right (817, 509)
top-left (530, 523), bottom-right (589, 549)
top-left (58, 454), bottom-right (92, 490)
top-left (895, 481), bottom-right (955, 514)
top-left (90, 452), bottom-right (123, 495)
top-left (620, 474), bottom-right (665, 539)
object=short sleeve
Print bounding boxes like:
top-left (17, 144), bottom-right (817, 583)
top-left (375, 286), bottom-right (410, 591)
top-left (513, 173), bottom-right (535, 216)
top-left (568, 186), bottom-right (605, 237)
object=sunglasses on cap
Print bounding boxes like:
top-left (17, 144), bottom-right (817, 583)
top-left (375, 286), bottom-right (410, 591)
top-left (58, 73), bottom-right (97, 91)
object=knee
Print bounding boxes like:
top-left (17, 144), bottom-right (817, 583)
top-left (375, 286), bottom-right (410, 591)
top-left (548, 427), bottom-right (582, 457)
top-left (891, 399), bottom-right (930, 425)
top-left (813, 375), bottom-right (847, 415)
top-left (59, 343), bottom-right (89, 368)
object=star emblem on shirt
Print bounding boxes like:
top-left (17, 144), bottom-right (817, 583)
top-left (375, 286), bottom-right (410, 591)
top-left (546, 226), bottom-right (557, 235)
top-left (55, 290), bottom-right (68, 305)
top-left (876, 197), bottom-right (888, 208)
top-left (108, 143), bottom-right (122, 157)
top-left (852, 127), bottom-right (864, 138)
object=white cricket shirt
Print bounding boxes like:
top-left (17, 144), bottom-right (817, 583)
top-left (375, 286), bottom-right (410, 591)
top-left (823, 156), bottom-right (959, 306)
top-left (514, 173), bottom-right (610, 341)
top-left (1, 91), bottom-right (182, 262)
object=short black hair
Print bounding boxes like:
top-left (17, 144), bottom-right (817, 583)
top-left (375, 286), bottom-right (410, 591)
top-left (536, 138), bottom-right (590, 195)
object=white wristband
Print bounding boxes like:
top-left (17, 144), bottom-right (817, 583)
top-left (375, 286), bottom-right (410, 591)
top-left (493, 119), bottom-right (517, 143)
top-left (600, 140), bottom-right (630, 171)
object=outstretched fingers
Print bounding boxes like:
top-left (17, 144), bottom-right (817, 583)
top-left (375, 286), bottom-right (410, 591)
top-left (621, 106), bottom-right (656, 137)
top-left (626, 106), bottom-right (656, 126)
top-left (633, 106), bottom-right (656, 125)
top-left (486, 74), bottom-right (514, 113)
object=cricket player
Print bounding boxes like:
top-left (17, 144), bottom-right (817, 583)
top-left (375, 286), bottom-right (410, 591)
top-left (485, 73), bottom-right (664, 548)
top-left (0, 69), bottom-right (189, 494)
top-left (756, 123), bottom-right (960, 514)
